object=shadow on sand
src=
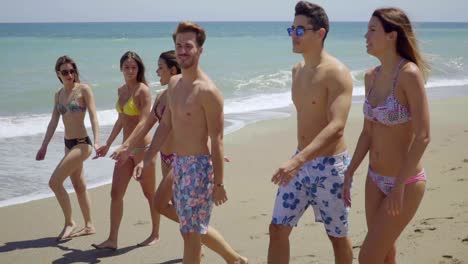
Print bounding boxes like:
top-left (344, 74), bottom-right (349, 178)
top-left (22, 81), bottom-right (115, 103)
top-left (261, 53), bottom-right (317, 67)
top-left (0, 237), bottom-right (68, 253)
top-left (0, 237), bottom-right (184, 263)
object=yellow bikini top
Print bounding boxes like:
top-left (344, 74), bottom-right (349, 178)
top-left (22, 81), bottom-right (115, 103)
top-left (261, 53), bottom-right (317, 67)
top-left (116, 95), bottom-right (140, 116)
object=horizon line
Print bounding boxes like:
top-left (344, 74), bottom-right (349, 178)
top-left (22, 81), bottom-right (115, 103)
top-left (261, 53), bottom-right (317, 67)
top-left (1, 20), bottom-right (468, 24)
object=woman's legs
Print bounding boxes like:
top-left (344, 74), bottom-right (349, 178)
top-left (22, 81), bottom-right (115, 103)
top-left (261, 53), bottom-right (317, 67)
top-left (137, 153), bottom-right (160, 246)
top-left (69, 161), bottom-right (96, 237)
top-left (93, 159), bottom-right (134, 249)
top-left (359, 177), bottom-right (425, 264)
top-left (154, 163), bottom-right (178, 221)
top-left (49, 144), bottom-right (92, 240)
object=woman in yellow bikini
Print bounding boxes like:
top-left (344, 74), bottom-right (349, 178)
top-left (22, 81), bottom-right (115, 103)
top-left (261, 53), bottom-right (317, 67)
top-left (91, 51), bottom-right (159, 251)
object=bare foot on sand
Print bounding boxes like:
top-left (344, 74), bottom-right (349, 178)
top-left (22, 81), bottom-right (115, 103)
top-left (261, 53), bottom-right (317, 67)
top-left (136, 234), bottom-right (159, 247)
top-left (70, 226), bottom-right (96, 238)
top-left (91, 239), bottom-right (117, 251)
top-left (57, 222), bottom-right (76, 241)
top-left (201, 245), bottom-right (205, 258)
top-left (233, 256), bottom-right (249, 264)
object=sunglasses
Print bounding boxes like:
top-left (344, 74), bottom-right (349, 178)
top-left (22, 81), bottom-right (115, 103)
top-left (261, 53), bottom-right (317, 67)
top-left (287, 26), bottom-right (316, 37)
top-left (59, 69), bottom-right (76, 76)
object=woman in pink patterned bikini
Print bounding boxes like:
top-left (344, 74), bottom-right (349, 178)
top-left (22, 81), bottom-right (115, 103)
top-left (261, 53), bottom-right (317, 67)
top-left (342, 8), bottom-right (430, 264)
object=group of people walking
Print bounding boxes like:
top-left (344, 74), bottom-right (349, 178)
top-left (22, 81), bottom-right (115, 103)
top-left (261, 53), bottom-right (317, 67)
top-left (36, 1), bottom-right (430, 263)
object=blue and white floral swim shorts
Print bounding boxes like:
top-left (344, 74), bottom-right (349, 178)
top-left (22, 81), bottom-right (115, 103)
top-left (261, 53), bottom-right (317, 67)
top-left (271, 150), bottom-right (351, 237)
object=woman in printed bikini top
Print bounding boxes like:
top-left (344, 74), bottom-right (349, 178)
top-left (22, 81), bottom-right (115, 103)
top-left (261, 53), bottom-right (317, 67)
top-left (343, 7), bottom-right (431, 264)
top-left (36, 55), bottom-right (100, 240)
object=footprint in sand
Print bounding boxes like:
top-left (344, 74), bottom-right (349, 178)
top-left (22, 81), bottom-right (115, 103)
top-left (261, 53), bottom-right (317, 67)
top-left (290, 254), bottom-right (316, 263)
top-left (414, 227), bottom-right (437, 233)
top-left (421, 216), bottom-right (454, 223)
top-left (414, 217), bottom-right (454, 233)
top-left (240, 199), bottom-right (254, 204)
top-left (449, 166), bottom-right (462, 171)
top-left (249, 235), bottom-right (261, 240)
top-left (134, 220), bottom-right (150, 226)
top-left (440, 255), bottom-right (463, 264)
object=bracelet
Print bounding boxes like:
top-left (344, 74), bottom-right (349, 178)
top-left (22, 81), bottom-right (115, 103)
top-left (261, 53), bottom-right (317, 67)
top-left (215, 183), bottom-right (224, 187)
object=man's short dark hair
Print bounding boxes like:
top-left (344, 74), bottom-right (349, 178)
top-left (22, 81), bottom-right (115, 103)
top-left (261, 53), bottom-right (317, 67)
top-left (172, 21), bottom-right (206, 47)
top-left (295, 1), bottom-right (329, 42)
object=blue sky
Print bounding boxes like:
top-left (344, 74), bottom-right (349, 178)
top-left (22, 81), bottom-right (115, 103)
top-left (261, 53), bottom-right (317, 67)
top-left (2, 0), bottom-right (467, 23)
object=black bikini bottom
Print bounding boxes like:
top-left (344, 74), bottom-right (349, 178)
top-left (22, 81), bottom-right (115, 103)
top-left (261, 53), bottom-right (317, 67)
top-left (64, 136), bottom-right (92, 150)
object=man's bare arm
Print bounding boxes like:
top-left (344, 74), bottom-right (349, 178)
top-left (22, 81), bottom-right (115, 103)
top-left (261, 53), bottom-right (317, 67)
top-left (202, 83), bottom-right (227, 205)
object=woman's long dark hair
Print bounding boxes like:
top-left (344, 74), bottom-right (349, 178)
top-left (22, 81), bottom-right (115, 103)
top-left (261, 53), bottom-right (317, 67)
top-left (120, 51), bottom-right (148, 85)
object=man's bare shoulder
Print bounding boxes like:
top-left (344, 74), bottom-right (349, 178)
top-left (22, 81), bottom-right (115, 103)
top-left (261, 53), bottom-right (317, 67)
top-left (321, 55), bottom-right (349, 76)
top-left (292, 62), bottom-right (304, 73)
top-left (320, 55), bottom-right (353, 94)
top-left (291, 62), bottom-right (305, 83)
top-left (199, 80), bottom-right (221, 98)
top-left (196, 78), bottom-right (222, 107)
top-left (168, 74), bottom-right (182, 90)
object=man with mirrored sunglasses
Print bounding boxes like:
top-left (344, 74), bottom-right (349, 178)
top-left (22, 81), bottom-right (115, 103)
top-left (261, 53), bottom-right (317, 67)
top-left (269, 1), bottom-right (354, 264)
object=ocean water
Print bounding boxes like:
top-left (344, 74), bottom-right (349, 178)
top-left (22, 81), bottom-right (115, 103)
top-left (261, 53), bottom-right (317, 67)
top-left (1, 21), bottom-right (468, 207)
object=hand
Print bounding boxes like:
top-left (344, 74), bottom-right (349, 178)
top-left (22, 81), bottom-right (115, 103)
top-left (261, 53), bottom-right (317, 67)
top-left (213, 185), bottom-right (228, 206)
top-left (271, 158), bottom-right (303, 186)
top-left (93, 144), bottom-right (108, 159)
top-left (133, 161), bottom-right (144, 181)
top-left (36, 146), bottom-right (47, 161)
top-left (384, 183), bottom-right (405, 216)
top-left (110, 145), bottom-right (130, 166)
top-left (342, 169), bottom-right (353, 208)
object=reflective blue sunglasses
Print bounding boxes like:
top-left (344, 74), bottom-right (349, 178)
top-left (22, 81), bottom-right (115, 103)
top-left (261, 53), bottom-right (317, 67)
top-left (287, 26), bottom-right (315, 37)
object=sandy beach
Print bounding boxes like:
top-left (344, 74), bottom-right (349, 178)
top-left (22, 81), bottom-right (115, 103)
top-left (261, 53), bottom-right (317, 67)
top-left (1, 95), bottom-right (467, 264)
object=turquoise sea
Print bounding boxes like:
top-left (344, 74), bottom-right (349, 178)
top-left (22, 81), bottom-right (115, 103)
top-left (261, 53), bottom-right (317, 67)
top-left (1, 21), bottom-right (468, 206)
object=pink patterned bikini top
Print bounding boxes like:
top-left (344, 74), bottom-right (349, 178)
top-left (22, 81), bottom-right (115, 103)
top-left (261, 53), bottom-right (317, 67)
top-left (363, 59), bottom-right (411, 126)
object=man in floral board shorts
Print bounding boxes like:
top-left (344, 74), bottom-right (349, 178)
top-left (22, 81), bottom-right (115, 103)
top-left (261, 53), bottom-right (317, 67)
top-left (132, 22), bottom-right (248, 264)
top-left (268, 1), bottom-right (354, 264)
